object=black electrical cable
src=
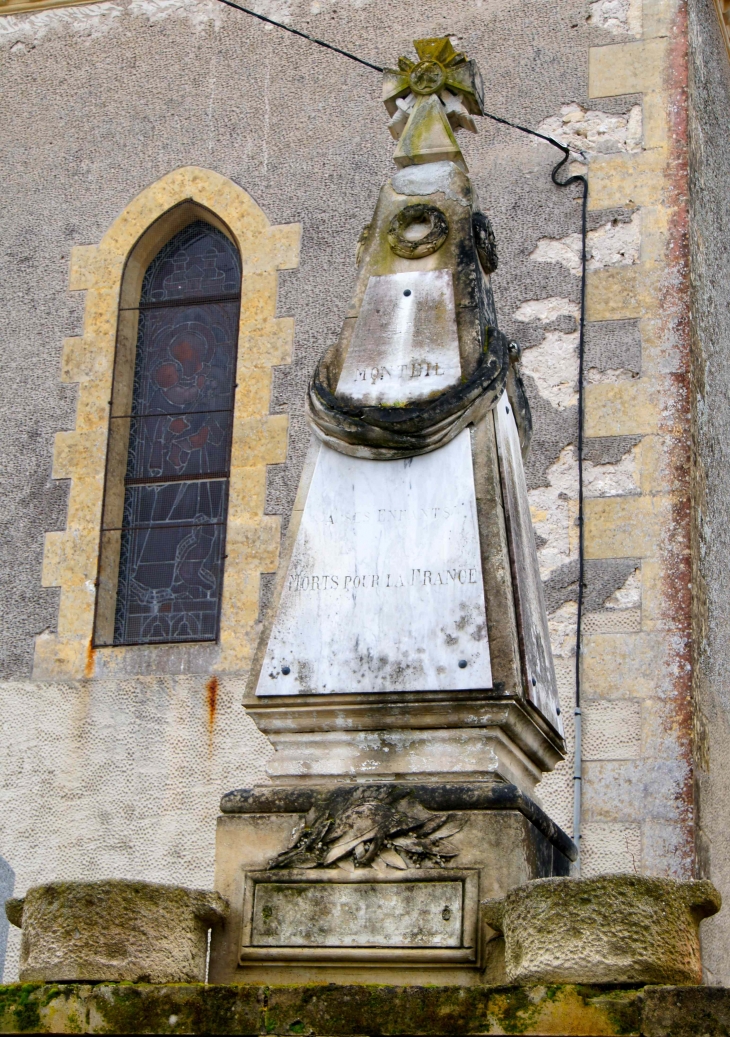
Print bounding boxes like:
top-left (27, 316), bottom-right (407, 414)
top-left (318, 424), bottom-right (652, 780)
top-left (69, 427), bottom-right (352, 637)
top-left (207, 0), bottom-right (589, 713)
top-left (209, 0), bottom-right (384, 72)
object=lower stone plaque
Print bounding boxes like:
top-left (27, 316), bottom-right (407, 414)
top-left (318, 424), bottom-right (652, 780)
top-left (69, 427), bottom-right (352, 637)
top-left (253, 879), bottom-right (462, 948)
top-left (239, 870), bottom-right (478, 964)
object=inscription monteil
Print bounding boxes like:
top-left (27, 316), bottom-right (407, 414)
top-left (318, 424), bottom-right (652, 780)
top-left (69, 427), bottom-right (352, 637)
top-left (350, 359), bottom-right (445, 385)
top-left (336, 270), bottom-right (462, 407)
top-left (288, 567), bottom-right (479, 593)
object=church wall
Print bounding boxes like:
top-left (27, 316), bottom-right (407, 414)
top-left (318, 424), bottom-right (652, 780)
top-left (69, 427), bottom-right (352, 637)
top-left (0, 0), bottom-right (705, 982)
top-left (687, 0), bottom-right (730, 987)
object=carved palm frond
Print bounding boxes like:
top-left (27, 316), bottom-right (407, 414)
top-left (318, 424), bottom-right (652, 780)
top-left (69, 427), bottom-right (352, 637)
top-left (269, 788), bottom-right (465, 871)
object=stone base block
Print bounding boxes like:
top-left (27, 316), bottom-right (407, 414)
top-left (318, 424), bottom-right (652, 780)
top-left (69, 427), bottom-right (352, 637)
top-left (4, 982), bottom-right (730, 1034)
top-left (210, 781), bottom-right (575, 985)
top-left (482, 874), bottom-right (722, 986)
top-left (4, 880), bottom-right (228, 984)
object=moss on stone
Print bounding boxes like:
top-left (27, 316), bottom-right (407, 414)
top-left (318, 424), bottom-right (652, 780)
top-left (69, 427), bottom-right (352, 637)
top-left (5, 979), bottom-right (730, 1035)
top-left (0, 983), bottom-right (44, 1033)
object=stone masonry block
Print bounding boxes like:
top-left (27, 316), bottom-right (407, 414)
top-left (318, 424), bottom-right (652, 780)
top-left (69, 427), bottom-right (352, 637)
top-left (232, 368), bottom-right (274, 421)
top-left (641, 696), bottom-right (692, 760)
top-left (640, 435), bottom-right (677, 494)
top-left (640, 205), bottom-right (672, 267)
top-left (585, 495), bottom-right (670, 558)
top-left (224, 517), bottom-right (281, 569)
top-left (582, 699), bottom-right (641, 760)
top-left (40, 532), bottom-right (65, 589)
top-left (32, 635), bottom-right (88, 682)
top-left (643, 92), bottom-right (670, 151)
top-left (585, 380), bottom-right (661, 437)
top-left (218, 633), bottom-right (258, 669)
top-left (234, 227), bottom-right (290, 274)
top-left (61, 337), bottom-right (113, 385)
top-left (41, 531), bottom-right (97, 590)
top-left (65, 476), bottom-right (105, 532)
top-left (81, 288), bottom-right (122, 343)
top-left (582, 630), bottom-right (682, 699)
top-left (580, 822), bottom-right (642, 876)
top-left (9, 981), bottom-right (730, 1034)
top-left (231, 415), bottom-right (289, 468)
top-left (73, 385), bottom-right (112, 434)
top-left (56, 584), bottom-right (97, 638)
top-left (481, 875), bottom-right (717, 987)
top-left (589, 38), bottom-right (670, 99)
top-left (582, 758), bottom-right (690, 824)
top-left (643, 0), bottom-right (679, 39)
top-left (641, 558), bottom-right (690, 632)
top-left (52, 430), bottom-right (106, 481)
top-left (68, 244), bottom-right (104, 292)
top-left (239, 272), bottom-right (280, 324)
top-left (267, 222), bottom-right (302, 271)
top-left (237, 318), bottom-right (295, 370)
top-left (587, 151), bottom-right (666, 211)
top-left (642, 822), bottom-right (694, 880)
top-left (587, 267), bottom-right (642, 321)
top-left (227, 467), bottom-right (268, 519)
top-left (8, 879), bottom-right (227, 984)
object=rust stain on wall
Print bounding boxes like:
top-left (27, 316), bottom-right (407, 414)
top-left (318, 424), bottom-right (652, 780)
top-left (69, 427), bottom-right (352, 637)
top-left (206, 676), bottom-right (219, 735)
top-left (84, 640), bottom-right (95, 679)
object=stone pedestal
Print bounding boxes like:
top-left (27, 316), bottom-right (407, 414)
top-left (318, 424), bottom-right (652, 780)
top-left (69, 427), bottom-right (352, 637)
top-left (209, 781), bottom-right (575, 986)
top-left (249, 691), bottom-right (564, 795)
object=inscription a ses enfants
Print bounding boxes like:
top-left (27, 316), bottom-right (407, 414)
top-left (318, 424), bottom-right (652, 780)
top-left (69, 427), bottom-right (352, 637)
top-left (287, 567), bottom-right (479, 593)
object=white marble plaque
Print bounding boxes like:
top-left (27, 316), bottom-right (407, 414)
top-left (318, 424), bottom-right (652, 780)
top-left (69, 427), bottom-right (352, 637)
top-left (251, 880), bottom-right (463, 948)
top-left (256, 429), bottom-right (492, 696)
top-left (337, 270), bottom-right (462, 406)
top-left (495, 396), bottom-right (563, 735)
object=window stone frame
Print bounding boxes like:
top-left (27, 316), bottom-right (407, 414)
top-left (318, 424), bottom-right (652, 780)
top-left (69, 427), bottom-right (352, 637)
top-left (34, 166), bottom-right (300, 680)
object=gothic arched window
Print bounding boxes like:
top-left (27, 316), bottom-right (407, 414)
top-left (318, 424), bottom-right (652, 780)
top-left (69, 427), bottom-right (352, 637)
top-left (100, 219), bottom-right (241, 646)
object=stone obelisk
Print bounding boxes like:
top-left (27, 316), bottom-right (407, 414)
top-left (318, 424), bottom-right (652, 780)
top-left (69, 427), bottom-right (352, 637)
top-left (212, 38), bottom-right (576, 986)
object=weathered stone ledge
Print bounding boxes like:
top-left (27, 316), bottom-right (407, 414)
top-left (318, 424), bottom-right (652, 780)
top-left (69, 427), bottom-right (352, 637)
top-left (1, 981), bottom-right (730, 1035)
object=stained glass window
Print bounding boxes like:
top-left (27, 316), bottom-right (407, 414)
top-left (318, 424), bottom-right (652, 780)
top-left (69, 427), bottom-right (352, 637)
top-left (107, 220), bottom-right (241, 645)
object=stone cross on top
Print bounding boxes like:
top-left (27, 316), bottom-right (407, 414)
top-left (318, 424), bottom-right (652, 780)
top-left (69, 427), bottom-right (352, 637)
top-left (382, 37), bottom-right (485, 169)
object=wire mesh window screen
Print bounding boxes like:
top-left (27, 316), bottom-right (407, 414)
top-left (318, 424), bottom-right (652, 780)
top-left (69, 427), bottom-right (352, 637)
top-left (108, 221), bottom-right (241, 645)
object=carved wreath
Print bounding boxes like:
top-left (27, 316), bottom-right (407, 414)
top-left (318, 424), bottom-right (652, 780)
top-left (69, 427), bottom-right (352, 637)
top-left (270, 786), bottom-right (464, 871)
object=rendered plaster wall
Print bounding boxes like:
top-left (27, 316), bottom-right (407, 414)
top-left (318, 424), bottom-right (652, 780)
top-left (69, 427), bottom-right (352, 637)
top-left (0, 0), bottom-right (697, 983)
top-left (687, 0), bottom-right (730, 986)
